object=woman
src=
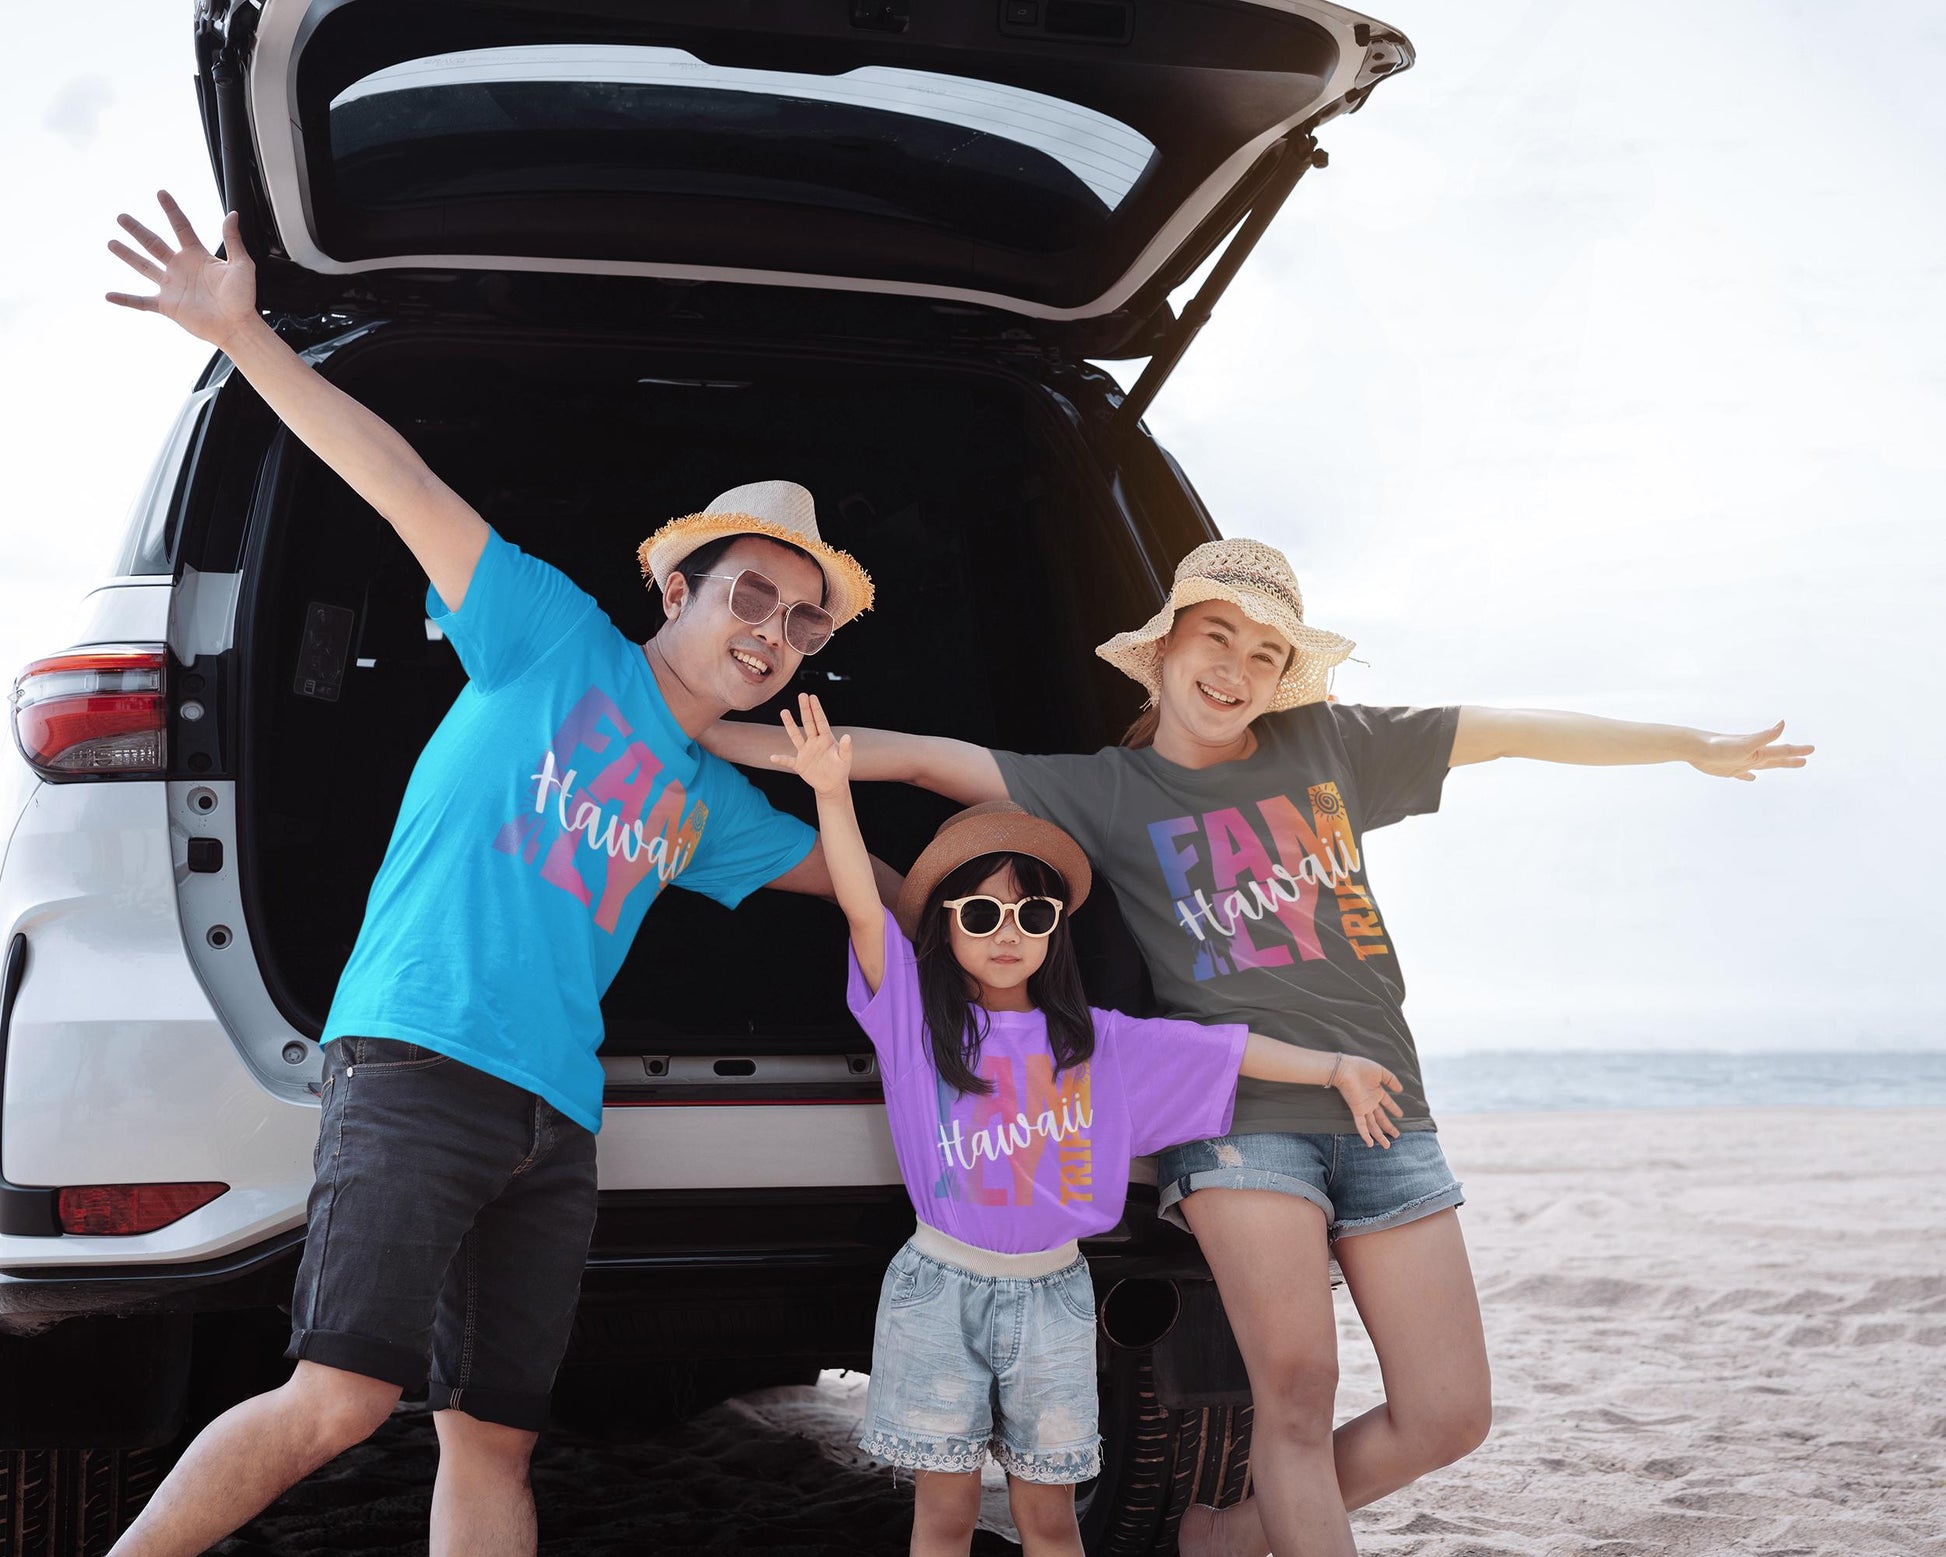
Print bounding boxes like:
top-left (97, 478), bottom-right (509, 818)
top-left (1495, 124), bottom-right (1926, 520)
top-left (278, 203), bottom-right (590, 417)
top-left (706, 537), bottom-right (1810, 1557)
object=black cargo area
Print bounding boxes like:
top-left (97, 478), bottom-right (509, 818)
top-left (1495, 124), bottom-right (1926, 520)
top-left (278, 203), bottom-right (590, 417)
top-left (239, 334), bottom-right (1163, 1052)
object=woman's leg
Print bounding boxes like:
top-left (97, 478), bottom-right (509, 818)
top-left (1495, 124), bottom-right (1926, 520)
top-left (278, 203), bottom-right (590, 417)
top-left (1183, 1207), bottom-right (1492, 1557)
top-left (1176, 1187), bottom-right (1354, 1557)
top-left (910, 1468), bottom-right (983, 1557)
top-left (1332, 1208), bottom-right (1493, 1505)
top-left (1004, 1477), bottom-right (1085, 1557)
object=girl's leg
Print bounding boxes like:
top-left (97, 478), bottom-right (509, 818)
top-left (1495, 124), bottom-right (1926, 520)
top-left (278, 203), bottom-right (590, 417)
top-left (1004, 1476), bottom-right (1085, 1557)
top-left (1183, 1207), bottom-right (1492, 1557)
top-left (1175, 1188), bottom-right (1354, 1557)
top-left (910, 1468), bottom-right (983, 1557)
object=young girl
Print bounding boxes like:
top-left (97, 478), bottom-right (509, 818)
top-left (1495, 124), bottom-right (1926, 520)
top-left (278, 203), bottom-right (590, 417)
top-left (774, 693), bottom-right (1402, 1557)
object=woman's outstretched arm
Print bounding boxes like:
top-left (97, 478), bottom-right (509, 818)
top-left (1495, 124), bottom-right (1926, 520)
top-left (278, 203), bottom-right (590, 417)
top-left (703, 719), bottom-right (1009, 805)
top-left (1450, 708), bottom-right (1813, 782)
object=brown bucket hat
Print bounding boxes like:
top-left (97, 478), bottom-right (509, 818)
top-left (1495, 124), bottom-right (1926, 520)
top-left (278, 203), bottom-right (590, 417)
top-left (894, 802), bottom-right (1092, 939)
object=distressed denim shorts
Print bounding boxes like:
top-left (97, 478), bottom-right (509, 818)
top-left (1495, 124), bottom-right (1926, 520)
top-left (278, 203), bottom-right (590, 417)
top-left (285, 1037), bottom-right (599, 1431)
top-left (1156, 1129), bottom-right (1463, 1241)
top-left (859, 1236), bottom-right (1103, 1484)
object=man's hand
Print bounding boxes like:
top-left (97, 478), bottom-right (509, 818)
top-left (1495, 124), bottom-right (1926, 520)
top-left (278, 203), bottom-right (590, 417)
top-left (107, 192), bottom-right (258, 351)
top-left (1687, 720), bottom-right (1814, 782)
top-left (774, 694), bottom-right (852, 797)
top-left (103, 190), bottom-right (491, 611)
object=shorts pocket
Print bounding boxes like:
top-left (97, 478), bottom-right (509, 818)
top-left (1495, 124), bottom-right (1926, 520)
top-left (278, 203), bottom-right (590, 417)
top-left (888, 1254), bottom-right (950, 1310)
top-left (1054, 1269), bottom-right (1097, 1326)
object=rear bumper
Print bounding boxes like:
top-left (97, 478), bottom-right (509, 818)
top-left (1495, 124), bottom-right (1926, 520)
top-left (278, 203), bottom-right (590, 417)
top-left (2, 1184), bottom-right (1209, 1342)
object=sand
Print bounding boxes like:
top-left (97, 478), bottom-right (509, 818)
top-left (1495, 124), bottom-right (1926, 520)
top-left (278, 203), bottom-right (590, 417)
top-left (214, 1107), bottom-right (1946, 1554)
top-left (1334, 1107), bottom-right (1946, 1556)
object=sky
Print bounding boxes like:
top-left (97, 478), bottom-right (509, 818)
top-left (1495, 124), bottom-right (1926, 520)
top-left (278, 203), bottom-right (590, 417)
top-left (0, 2), bottom-right (1939, 1054)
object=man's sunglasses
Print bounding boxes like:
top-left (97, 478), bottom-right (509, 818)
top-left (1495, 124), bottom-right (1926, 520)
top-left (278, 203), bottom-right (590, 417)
top-left (686, 569), bottom-right (835, 656)
top-left (939, 895), bottom-right (1065, 938)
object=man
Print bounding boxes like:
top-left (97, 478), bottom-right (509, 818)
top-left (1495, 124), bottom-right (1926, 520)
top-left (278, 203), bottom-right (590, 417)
top-left (104, 192), bottom-right (886, 1557)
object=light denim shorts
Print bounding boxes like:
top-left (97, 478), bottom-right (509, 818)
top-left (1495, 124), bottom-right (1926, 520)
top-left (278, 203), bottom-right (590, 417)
top-left (859, 1238), bottom-right (1103, 1483)
top-left (1157, 1129), bottom-right (1464, 1241)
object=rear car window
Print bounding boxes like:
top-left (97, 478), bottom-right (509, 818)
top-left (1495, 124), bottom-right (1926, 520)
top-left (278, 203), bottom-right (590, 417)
top-left (326, 45), bottom-right (1157, 256)
top-left (111, 389), bottom-right (215, 577)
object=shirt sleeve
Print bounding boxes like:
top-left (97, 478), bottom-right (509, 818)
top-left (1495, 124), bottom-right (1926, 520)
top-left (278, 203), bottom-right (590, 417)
top-left (990, 749), bottom-right (1114, 859)
top-left (1100, 1010), bottom-right (1249, 1157)
top-left (675, 753), bottom-right (817, 910)
top-left (846, 907), bottom-right (928, 1082)
top-left (425, 529), bottom-right (605, 693)
top-left (1325, 704), bottom-right (1461, 831)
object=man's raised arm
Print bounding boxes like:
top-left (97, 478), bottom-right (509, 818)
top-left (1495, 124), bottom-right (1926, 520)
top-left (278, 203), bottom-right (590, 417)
top-left (108, 192), bottom-right (489, 610)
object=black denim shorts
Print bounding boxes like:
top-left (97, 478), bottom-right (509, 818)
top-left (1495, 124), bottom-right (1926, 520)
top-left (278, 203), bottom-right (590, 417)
top-left (285, 1036), bottom-right (599, 1431)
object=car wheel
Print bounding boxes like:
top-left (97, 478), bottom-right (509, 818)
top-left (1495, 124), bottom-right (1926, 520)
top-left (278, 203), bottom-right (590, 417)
top-left (0, 1446), bottom-right (167, 1556)
top-left (1079, 1344), bottom-right (1253, 1555)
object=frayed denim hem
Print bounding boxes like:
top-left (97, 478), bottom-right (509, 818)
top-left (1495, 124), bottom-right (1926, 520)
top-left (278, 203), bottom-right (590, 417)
top-left (1157, 1167), bottom-right (1334, 1233)
top-left (858, 1430), bottom-right (988, 1474)
top-left (1331, 1182), bottom-right (1465, 1240)
top-left (991, 1438), bottom-right (1102, 1484)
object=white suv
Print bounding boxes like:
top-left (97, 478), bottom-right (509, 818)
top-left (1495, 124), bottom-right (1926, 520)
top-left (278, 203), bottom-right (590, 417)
top-left (0, 2), bottom-right (1412, 1549)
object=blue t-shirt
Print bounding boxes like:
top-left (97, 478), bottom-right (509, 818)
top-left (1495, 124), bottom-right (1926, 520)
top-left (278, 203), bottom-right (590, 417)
top-left (322, 530), bottom-right (816, 1131)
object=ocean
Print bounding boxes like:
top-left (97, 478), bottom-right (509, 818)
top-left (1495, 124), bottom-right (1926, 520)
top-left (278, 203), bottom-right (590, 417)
top-left (1418, 1049), bottom-right (1946, 1113)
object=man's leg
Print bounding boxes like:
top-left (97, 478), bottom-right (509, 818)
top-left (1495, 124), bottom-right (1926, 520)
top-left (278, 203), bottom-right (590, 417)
top-left (113, 1041), bottom-right (519, 1555)
top-left (107, 1362), bottom-right (400, 1557)
top-left (430, 1409), bottom-right (539, 1557)
top-left (423, 1096), bottom-right (599, 1557)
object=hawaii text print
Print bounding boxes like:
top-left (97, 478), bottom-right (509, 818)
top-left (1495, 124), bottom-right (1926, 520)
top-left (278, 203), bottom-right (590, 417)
top-left (1147, 780), bottom-right (1392, 979)
top-left (932, 1055), bottom-right (1096, 1208)
top-left (493, 685), bottom-right (707, 933)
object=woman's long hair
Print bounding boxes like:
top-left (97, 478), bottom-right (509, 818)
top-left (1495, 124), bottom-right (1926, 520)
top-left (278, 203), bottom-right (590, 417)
top-left (913, 851), bottom-right (1096, 1097)
top-left (1121, 703), bottom-right (1162, 748)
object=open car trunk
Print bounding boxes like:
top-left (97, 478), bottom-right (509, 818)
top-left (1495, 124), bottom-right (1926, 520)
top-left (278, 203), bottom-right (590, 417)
top-left (198, 0), bottom-right (1413, 357)
top-left (236, 332), bottom-right (1177, 1056)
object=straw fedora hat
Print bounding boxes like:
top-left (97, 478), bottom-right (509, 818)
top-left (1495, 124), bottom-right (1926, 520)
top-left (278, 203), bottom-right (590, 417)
top-left (1096, 538), bottom-right (1353, 712)
top-left (894, 802), bottom-right (1093, 940)
top-left (637, 480), bottom-right (874, 627)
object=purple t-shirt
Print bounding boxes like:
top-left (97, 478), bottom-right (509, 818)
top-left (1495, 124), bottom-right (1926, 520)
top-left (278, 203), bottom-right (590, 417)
top-left (847, 909), bottom-right (1247, 1254)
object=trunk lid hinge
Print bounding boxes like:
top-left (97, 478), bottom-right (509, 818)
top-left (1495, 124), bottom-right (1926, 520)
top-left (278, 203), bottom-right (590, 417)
top-left (1112, 135), bottom-right (1325, 436)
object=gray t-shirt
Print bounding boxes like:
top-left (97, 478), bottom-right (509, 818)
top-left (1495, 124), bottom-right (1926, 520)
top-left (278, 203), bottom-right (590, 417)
top-left (994, 702), bottom-right (1459, 1136)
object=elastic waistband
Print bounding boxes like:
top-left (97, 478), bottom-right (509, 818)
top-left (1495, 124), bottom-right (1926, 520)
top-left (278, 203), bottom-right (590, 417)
top-left (910, 1223), bottom-right (1081, 1279)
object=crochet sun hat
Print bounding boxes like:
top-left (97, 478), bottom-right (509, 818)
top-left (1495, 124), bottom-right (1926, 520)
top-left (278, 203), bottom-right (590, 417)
top-left (1096, 537), bottom-right (1354, 712)
top-left (637, 479), bottom-right (874, 627)
top-left (894, 802), bottom-right (1093, 940)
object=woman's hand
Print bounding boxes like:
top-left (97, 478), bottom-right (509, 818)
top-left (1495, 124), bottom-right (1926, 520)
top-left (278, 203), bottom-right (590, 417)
top-left (106, 192), bottom-right (259, 351)
top-left (1688, 720), bottom-right (1815, 782)
top-left (1334, 1056), bottom-right (1405, 1147)
top-left (774, 693), bottom-right (852, 797)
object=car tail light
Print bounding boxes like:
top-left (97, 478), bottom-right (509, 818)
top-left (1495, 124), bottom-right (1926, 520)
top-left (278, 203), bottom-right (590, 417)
top-left (55, 1182), bottom-right (227, 1235)
top-left (10, 646), bottom-right (167, 778)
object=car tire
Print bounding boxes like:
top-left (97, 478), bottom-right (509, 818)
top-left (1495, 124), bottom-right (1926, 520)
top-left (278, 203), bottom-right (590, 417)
top-left (0, 1446), bottom-right (167, 1557)
top-left (1079, 1345), bottom-right (1253, 1555)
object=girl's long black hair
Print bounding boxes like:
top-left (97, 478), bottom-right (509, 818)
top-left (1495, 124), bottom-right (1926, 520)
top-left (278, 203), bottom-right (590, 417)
top-left (913, 851), bottom-right (1096, 1097)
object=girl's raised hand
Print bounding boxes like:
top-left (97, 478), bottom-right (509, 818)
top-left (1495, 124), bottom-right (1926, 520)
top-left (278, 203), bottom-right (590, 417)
top-left (772, 693), bottom-right (852, 796)
top-left (1334, 1056), bottom-right (1405, 1148)
top-left (106, 192), bottom-right (258, 350)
